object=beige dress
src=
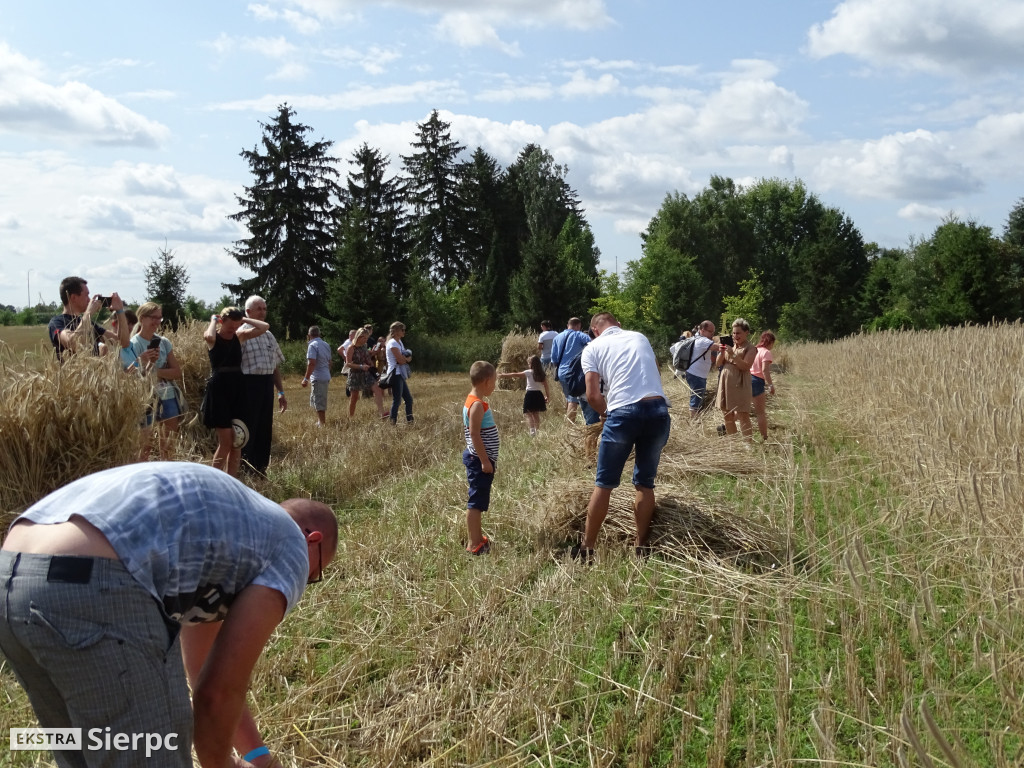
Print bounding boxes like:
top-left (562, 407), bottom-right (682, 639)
top-left (716, 341), bottom-right (754, 414)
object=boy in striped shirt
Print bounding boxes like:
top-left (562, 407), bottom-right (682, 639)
top-left (462, 361), bottom-right (499, 555)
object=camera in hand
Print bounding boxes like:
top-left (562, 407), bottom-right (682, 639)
top-left (719, 335), bottom-right (734, 347)
top-left (96, 295), bottom-right (113, 309)
top-left (148, 336), bottom-right (162, 350)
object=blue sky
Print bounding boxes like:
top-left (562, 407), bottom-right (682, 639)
top-left (2, 0), bottom-right (1023, 309)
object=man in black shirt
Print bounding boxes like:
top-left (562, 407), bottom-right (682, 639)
top-left (48, 275), bottom-right (129, 359)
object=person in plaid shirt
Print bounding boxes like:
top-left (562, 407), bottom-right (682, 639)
top-left (240, 295), bottom-right (288, 476)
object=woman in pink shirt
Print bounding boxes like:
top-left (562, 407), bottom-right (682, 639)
top-left (750, 331), bottom-right (776, 441)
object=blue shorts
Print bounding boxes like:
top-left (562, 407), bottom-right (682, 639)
top-left (463, 450), bottom-right (496, 511)
top-left (751, 375), bottom-right (766, 398)
top-left (595, 398), bottom-right (671, 490)
top-left (684, 372), bottom-right (707, 411)
top-left (559, 377), bottom-right (580, 404)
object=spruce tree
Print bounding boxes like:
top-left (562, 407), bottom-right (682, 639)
top-left (401, 110), bottom-right (467, 289)
top-left (225, 104), bottom-right (340, 338)
top-left (144, 244), bottom-right (189, 330)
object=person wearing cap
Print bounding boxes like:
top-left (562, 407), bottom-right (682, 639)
top-left (239, 295), bottom-right (288, 476)
top-left (203, 307), bottom-right (269, 477)
top-left (0, 461), bottom-right (339, 768)
top-left (48, 275), bottom-right (130, 360)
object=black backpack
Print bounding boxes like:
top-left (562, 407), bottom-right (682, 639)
top-left (672, 337), bottom-right (708, 371)
top-left (564, 352), bottom-right (588, 397)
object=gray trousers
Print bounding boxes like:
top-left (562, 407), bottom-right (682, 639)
top-left (0, 551), bottom-right (192, 768)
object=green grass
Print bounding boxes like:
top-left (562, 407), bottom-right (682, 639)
top-left (2, 344), bottom-right (1022, 767)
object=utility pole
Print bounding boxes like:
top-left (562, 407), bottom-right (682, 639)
top-left (27, 269), bottom-right (32, 309)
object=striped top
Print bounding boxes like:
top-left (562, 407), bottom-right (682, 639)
top-left (463, 393), bottom-right (500, 461)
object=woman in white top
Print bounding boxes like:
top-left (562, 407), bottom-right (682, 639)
top-left (385, 321), bottom-right (414, 424)
top-left (498, 355), bottom-right (550, 435)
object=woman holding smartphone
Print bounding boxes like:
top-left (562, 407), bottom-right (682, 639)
top-left (130, 302), bottom-right (184, 460)
top-left (715, 318), bottom-right (757, 441)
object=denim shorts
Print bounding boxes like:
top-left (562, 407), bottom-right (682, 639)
top-left (559, 377), bottom-right (580, 404)
top-left (684, 372), bottom-right (707, 410)
top-left (463, 450), bottom-right (496, 511)
top-left (751, 375), bottom-right (766, 398)
top-left (595, 398), bottom-right (671, 490)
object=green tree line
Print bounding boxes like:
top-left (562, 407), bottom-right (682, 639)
top-left (222, 105), bottom-right (601, 340)
top-left (595, 177), bottom-right (1024, 344)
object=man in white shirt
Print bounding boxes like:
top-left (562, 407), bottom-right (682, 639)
top-left (677, 320), bottom-right (720, 417)
top-left (574, 312), bottom-right (671, 562)
top-left (536, 320), bottom-right (558, 370)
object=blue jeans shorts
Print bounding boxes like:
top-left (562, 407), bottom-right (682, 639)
top-left (595, 398), bottom-right (671, 490)
top-left (559, 377), bottom-right (580, 404)
top-left (751, 375), bottom-right (766, 397)
top-left (684, 372), bottom-right (707, 411)
top-left (463, 450), bottom-right (496, 511)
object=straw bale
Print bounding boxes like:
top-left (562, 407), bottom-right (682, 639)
top-left (0, 352), bottom-right (149, 520)
top-left (534, 477), bottom-right (784, 566)
top-left (497, 331), bottom-right (535, 390)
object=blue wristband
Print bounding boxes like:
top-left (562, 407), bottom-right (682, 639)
top-left (243, 746), bottom-right (270, 762)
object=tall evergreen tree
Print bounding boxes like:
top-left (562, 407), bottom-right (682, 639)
top-left (144, 244), bottom-right (189, 330)
top-left (225, 104), bottom-right (340, 338)
top-left (343, 143), bottom-right (409, 306)
top-left (401, 110), bottom-right (467, 288)
top-left (459, 148), bottom-right (505, 326)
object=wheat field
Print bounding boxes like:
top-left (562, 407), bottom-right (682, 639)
top-left (1, 324), bottom-right (1022, 767)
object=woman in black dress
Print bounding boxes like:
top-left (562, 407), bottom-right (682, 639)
top-left (203, 307), bottom-right (269, 476)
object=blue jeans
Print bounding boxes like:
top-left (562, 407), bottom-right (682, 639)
top-left (751, 375), bottom-right (766, 397)
top-left (580, 397), bottom-right (601, 425)
top-left (685, 372), bottom-right (707, 411)
top-left (390, 375), bottom-right (413, 422)
top-left (595, 398), bottom-right (671, 490)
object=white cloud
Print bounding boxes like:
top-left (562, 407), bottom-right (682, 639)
top-left (282, 0), bottom-right (611, 52)
top-left (695, 78), bottom-right (809, 143)
top-left (435, 13), bottom-right (521, 55)
top-left (323, 45), bottom-right (402, 75)
top-left (120, 164), bottom-right (186, 198)
top-left (0, 43), bottom-right (169, 147)
top-left (249, 3), bottom-right (324, 34)
top-left (210, 80), bottom-right (465, 112)
top-left (559, 70), bottom-right (619, 98)
top-left (0, 152), bottom-right (245, 303)
top-left (269, 61), bottom-right (311, 81)
top-left (808, 0), bottom-right (1024, 76)
top-left (898, 202), bottom-right (958, 220)
top-left (476, 81), bottom-right (554, 103)
top-left (814, 130), bottom-right (982, 200)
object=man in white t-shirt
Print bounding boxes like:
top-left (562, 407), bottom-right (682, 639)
top-left (536, 320), bottom-right (558, 369)
top-left (574, 312), bottom-right (671, 562)
top-left (675, 320), bottom-right (720, 417)
top-left (0, 462), bottom-right (338, 768)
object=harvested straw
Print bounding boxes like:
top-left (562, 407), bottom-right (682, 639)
top-left (0, 351), bottom-right (149, 520)
top-left (497, 330), bottom-right (535, 390)
top-left (535, 477), bottom-right (784, 565)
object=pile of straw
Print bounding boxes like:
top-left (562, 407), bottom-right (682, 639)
top-left (497, 330), bottom-right (535, 390)
top-left (0, 353), bottom-right (149, 519)
top-left (535, 478), bottom-right (784, 566)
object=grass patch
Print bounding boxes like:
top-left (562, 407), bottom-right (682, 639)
top-left (3, 325), bottom-right (1023, 766)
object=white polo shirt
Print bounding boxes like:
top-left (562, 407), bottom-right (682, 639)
top-left (580, 326), bottom-right (666, 413)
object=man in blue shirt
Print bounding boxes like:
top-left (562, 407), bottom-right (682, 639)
top-left (550, 317), bottom-right (600, 424)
